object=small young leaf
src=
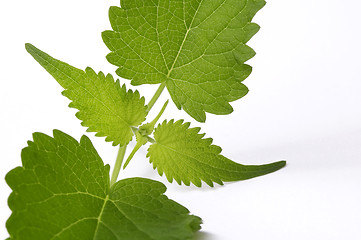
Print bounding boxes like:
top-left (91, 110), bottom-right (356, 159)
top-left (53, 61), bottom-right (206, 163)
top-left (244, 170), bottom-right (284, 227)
top-left (25, 43), bottom-right (147, 146)
top-left (103, 0), bottom-right (265, 122)
top-left (147, 120), bottom-right (286, 187)
top-left (6, 130), bottom-right (201, 240)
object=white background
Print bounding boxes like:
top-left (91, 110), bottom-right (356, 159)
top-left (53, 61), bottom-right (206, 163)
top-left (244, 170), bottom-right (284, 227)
top-left (1, 0), bottom-right (361, 239)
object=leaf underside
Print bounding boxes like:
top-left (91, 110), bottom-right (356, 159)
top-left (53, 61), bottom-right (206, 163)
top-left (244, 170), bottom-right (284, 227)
top-left (147, 120), bottom-right (286, 187)
top-left (6, 130), bottom-right (201, 240)
top-left (25, 43), bottom-right (147, 146)
top-left (103, 0), bottom-right (266, 122)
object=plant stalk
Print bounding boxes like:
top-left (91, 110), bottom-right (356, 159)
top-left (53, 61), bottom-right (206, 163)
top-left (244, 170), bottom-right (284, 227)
top-left (123, 141), bottom-right (143, 169)
top-left (110, 145), bottom-right (127, 186)
top-left (146, 82), bottom-right (166, 112)
top-left (149, 100), bottom-right (168, 126)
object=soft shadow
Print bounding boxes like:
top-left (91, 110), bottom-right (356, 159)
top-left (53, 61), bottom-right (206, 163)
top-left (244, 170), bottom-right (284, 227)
top-left (193, 231), bottom-right (216, 240)
top-left (166, 181), bottom-right (225, 192)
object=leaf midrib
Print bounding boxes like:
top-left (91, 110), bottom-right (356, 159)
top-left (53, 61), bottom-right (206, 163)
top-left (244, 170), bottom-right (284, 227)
top-left (167, 0), bottom-right (250, 74)
top-left (154, 141), bottom-right (226, 178)
top-left (29, 46), bottom-right (132, 129)
top-left (93, 195), bottom-right (109, 240)
top-left (166, 0), bottom-right (205, 78)
top-left (155, 133), bottom-right (269, 175)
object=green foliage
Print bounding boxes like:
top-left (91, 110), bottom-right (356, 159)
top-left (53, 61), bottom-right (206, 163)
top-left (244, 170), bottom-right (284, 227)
top-left (26, 44), bottom-right (147, 146)
top-left (103, 0), bottom-right (265, 122)
top-left (148, 119), bottom-right (286, 187)
top-left (6, 1), bottom-right (286, 239)
top-left (6, 130), bottom-right (201, 240)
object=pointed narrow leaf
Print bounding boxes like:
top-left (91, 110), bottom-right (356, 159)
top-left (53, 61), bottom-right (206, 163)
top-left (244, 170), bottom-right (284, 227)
top-left (103, 0), bottom-right (265, 122)
top-left (147, 120), bottom-right (286, 187)
top-left (6, 130), bottom-right (201, 240)
top-left (25, 43), bottom-right (147, 146)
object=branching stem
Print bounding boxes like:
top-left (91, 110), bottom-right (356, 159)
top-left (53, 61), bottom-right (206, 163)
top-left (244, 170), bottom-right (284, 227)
top-left (113, 84), bottom-right (167, 179)
top-left (123, 137), bottom-right (146, 169)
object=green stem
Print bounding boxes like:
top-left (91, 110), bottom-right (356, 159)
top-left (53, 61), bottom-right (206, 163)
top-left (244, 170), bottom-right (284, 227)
top-left (146, 82), bottom-right (166, 112)
top-left (123, 140), bottom-right (144, 169)
top-left (146, 136), bottom-right (155, 143)
top-left (149, 100), bottom-right (168, 126)
top-left (110, 145), bottom-right (127, 186)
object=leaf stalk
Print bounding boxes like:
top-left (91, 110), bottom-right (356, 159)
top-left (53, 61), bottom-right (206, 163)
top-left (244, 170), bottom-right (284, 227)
top-left (123, 132), bottom-right (148, 169)
top-left (149, 100), bottom-right (168, 127)
top-left (146, 82), bottom-right (166, 112)
top-left (110, 145), bottom-right (127, 186)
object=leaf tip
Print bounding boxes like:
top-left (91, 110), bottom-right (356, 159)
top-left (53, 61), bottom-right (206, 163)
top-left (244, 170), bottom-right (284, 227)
top-left (25, 43), bottom-right (38, 57)
top-left (24, 43), bottom-right (33, 51)
top-left (80, 134), bottom-right (91, 145)
top-left (277, 160), bottom-right (287, 168)
top-left (5, 167), bottom-right (23, 190)
top-left (189, 216), bottom-right (203, 232)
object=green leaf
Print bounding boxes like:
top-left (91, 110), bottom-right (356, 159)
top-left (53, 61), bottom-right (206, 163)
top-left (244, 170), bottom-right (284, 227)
top-left (25, 43), bottom-right (147, 146)
top-left (147, 120), bottom-right (286, 187)
top-left (102, 0), bottom-right (265, 122)
top-left (6, 130), bottom-right (201, 240)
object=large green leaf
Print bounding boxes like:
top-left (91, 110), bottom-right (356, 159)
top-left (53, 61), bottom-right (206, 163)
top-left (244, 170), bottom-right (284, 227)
top-left (103, 0), bottom-right (265, 122)
top-left (26, 44), bottom-right (147, 146)
top-left (147, 120), bottom-right (286, 187)
top-left (6, 130), bottom-right (201, 240)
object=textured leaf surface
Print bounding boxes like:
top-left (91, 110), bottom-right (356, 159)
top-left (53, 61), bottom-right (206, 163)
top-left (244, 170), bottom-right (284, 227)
top-left (103, 0), bottom-right (265, 122)
top-left (148, 120), bottom-right (286, 187)
top-left (6, 130), bottom-right (201, 240)
top-left (26, 43), bottom-right (147, 146)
